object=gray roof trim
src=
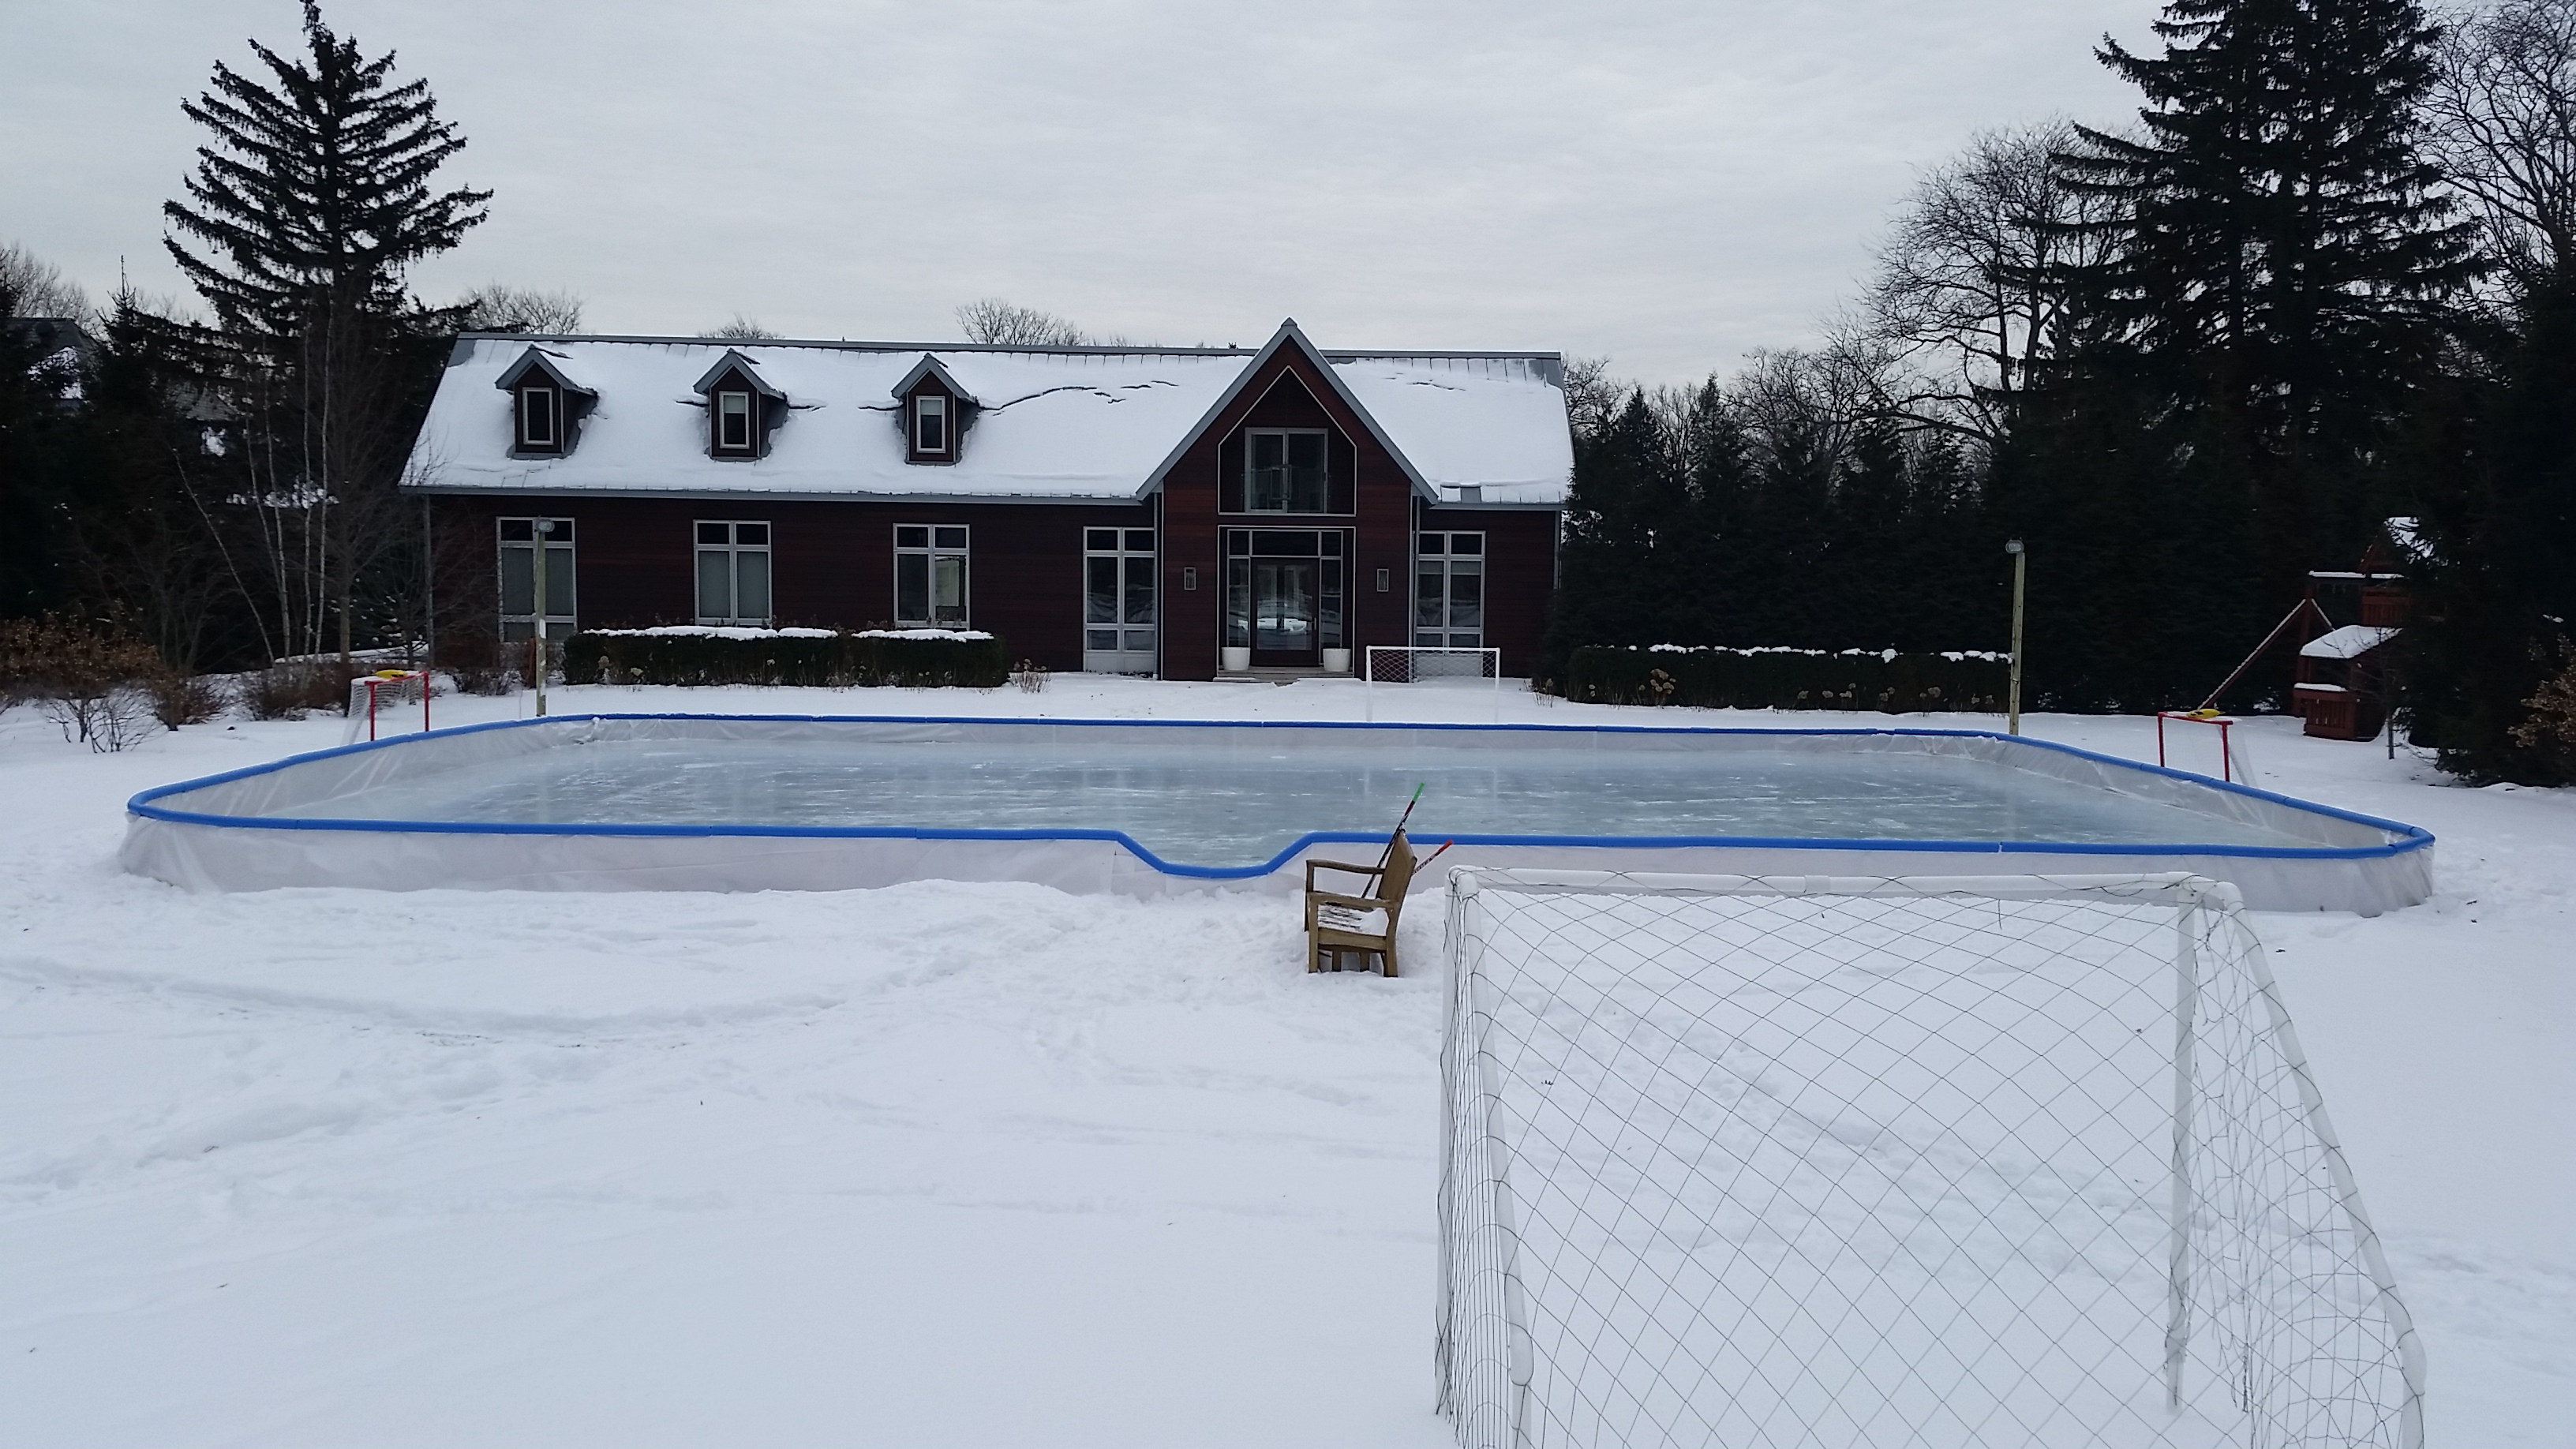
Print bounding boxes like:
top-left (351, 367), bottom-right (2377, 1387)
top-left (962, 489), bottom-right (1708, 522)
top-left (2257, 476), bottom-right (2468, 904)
top-left (402, 481), bottom-right (1155, 507)
top-left (889, 354), bottom-right (979, 405)
top-left (492, 346), bottom-right (597, 398)
top-left (1137, 319), bottom-right (1440, 504)
top-left (690, 349), bottom-right (788, 399)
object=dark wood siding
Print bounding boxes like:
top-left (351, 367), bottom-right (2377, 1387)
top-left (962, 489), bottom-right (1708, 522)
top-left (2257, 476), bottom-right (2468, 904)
top-left (430, 494), bottom-right (1150, 672)
top-left (1421, 505), bottom-right (1556, 679)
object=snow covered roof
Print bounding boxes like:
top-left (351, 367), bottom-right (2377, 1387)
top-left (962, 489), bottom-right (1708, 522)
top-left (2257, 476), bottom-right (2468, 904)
top-left (405, 321), bottom-right (1571, 506)
top-left (2300, 624), bottom-right (2400, 661)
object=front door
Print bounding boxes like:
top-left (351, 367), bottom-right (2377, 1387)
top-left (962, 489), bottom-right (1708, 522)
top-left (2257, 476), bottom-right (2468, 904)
top-left (1226, 528), bottom-right (1345, 668)
top-left (1252, 560), bottom-right (1319, 665)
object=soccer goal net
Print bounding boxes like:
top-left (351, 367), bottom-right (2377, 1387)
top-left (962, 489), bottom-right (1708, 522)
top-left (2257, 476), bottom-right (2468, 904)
top-left (342, 670), bottom-right (430, 745)
top-left (1365, 646), bottom-right (1503, 721)
top-left (1437, 869), bottom-right (2421, 1449)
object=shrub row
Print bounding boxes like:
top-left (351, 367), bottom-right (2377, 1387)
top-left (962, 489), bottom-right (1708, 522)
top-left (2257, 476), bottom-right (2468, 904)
top-left (1563, 645), bottom-right (2010, 714)
top-left (563, 629), bottom-right (1013, 690)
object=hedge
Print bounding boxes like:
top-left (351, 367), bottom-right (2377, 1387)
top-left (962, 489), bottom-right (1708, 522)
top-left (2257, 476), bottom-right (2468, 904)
top-left (563, 628), bottom-right (1012, 689)
top-left (1563, 645), bottom-right (2009, 714)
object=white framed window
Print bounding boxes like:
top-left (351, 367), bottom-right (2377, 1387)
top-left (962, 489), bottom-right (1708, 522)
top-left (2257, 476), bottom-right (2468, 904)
top-left (717, 390), bottom-right (752, 451)
top-left (894, 524), bottom-right (968, 627)
top-left (519, 386), bottom-right (557, 448)
top-left (498, 517), bottom-right (575, 641)
top-left (1083, 526), bottom-right (1156, 672)
top-left (1415, 530), bottom-right (1483, 649)
top-left (914, 394), bottom-right (948, 455)
top-left (1245, 429), bottom-right (1328, 512)
top-left (695, 520), bottom-right (772, 625)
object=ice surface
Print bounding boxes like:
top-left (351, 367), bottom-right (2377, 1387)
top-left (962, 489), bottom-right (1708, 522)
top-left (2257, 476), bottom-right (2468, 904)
top-left (268, 730), bottom-right (2322, 866)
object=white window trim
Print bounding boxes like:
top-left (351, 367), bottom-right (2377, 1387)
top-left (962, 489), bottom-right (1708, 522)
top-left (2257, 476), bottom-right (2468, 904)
top-left (893, 523), bottom-right (970, 627)
top-left (716, 390), bottom-right (753, 452)
top-left (1083, 527), bottom-right (1158, 672)
top-left (1241, 427), bottom-right (1334, 514)
top-left (914, 394), bottom-right (949, 455)
top-left (497, 516), bottom-right (576, 638)
top-left (695, 519), bottom-right (772, 627)
top-left (519, 385), bottom-right (557, 447)
top-left (1414, 530), bottom-right (1487, 649)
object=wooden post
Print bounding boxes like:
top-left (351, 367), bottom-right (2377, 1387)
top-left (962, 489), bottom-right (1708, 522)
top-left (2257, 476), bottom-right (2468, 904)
top-left (2005, 539), bottom-right (2026, 736)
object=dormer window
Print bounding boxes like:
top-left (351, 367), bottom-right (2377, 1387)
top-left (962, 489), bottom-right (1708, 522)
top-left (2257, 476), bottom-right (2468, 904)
top-left (717, 391), bottom-right (752, 451)
top-left (519, 386), bottom-right (559, 449)
top-left (892, 355), bottom-right (977, 465)
top-left (493, 346), bottom-right (595, 458)
top-left (691, 349), bottom-right (785, 460)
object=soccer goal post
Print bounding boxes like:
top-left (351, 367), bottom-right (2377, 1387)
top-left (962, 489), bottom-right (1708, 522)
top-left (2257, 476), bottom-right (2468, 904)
top-left (1437, 869), bottom-right (2422, 1449)
top-left (1365, 646), bottom-right (1503, 721)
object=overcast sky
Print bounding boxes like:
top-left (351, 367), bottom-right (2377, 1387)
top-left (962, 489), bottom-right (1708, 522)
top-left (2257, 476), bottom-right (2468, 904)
top-left (3, 1), bottom-right (2160, 382)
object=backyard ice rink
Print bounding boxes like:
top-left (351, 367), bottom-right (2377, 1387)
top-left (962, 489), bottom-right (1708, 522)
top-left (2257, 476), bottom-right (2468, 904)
top-left (1, 676), bottom-right (2568, 1447)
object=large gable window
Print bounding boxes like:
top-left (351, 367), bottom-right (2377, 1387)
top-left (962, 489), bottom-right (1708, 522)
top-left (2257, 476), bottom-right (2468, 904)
top-left (1246, 429), bottom-right (1329, 512)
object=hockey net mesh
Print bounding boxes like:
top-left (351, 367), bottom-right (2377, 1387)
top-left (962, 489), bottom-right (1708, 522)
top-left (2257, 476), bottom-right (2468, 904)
top-left (1365, 646), bottom-right (1502, 684)
top-left (342, 672), bottom-right (429, 743)
top-left (1437, 871), bottom-right (2421, 1449)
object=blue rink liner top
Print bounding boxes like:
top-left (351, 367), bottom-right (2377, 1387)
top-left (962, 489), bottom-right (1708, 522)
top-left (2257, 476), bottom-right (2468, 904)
top-left (125, 713), bottom-right (2437, 881)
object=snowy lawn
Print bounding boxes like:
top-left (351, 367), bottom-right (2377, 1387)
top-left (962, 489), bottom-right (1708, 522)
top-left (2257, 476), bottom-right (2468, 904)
top-left (1, 677), bottom-right (2567, 1447)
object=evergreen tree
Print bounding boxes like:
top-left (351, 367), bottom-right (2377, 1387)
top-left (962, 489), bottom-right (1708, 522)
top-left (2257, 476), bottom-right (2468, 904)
top-left (1541, 392), bottom-right (1680, 677)
top-left (2059, 0), bottom-right (2481, 613)
top-left (161, 2), bottom-right (488, 662)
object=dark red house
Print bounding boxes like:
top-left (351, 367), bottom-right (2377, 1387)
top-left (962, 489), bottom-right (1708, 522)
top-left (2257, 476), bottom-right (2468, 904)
top-left (406, 320), bottom-right (1571, 679)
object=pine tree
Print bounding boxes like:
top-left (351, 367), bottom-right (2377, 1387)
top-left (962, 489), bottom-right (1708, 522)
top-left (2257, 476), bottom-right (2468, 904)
top-left (161, 2), bottom-right (488, 663)
top-left (2059, 0), bottom-right (2481, 612)
top-left (1541, 392), bottom-right (1679, 677)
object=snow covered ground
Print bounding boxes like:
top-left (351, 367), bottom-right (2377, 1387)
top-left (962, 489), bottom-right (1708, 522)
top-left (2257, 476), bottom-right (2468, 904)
top-left (1, 676), bottom-right (2567, 1447)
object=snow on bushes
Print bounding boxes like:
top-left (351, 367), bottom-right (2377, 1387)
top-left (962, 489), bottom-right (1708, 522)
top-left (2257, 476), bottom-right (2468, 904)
top-left (1563, 643), bottom-right (2009, 713)
top-left (564, 626), bottom-right (1010, 690)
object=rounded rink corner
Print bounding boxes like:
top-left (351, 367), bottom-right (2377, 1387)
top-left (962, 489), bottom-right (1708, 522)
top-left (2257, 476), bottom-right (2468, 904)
top-left (118, 714), bottom-right (2435, 914)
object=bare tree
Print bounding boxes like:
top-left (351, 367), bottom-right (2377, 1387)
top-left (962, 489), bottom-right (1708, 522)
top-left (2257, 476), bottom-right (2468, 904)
top-left (2426, 0), bottom-right (2576, 290)
top-left (954, 298), bottom-right (1091, 346)
top-left (457, 283), bottom-right (586, 334)
top-left (0, 242), bottom-right (92, 320)
top-left (708, 314), bottom-right (777, 340)
top-left (1866, 121), bottom-right (2124, 443)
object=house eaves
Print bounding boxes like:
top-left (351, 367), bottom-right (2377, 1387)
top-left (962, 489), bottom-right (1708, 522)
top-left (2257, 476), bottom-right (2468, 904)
top-left (1138, 318), bottom-right (1441, 504)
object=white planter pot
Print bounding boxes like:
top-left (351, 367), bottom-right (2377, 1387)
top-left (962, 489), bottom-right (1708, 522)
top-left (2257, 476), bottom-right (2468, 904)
top-left (1321, 648), bottom-right (1352, 674)
top-left (1222, 646), bottom-right (1252, 672)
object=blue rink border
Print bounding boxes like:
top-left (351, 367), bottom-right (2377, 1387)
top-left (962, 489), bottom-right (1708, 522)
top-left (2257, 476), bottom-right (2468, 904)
top-left (126, 713), bottom-right (2437, 882)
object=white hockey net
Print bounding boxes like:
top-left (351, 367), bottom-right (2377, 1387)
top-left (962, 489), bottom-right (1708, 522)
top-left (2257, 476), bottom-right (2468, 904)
top-left (1437, 870), bottom-right (2421, 1449)
top-left (1365, 646), bottom-right (1503, 721)
top-left (342, 671), bottom-right (430, 744)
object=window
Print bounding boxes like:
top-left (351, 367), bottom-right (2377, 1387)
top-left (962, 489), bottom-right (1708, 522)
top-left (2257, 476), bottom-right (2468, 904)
top-left (717, 391), bottom-right (752, 452)
top-left (497, 517), bottom-right (575, 641)
top-left (895, 524), bottom-right (968, 627)
top-left (1084, 527), bottom-right (1156, 671)
top-left (1245, 429), bottom-right (1329, 512)
top-left (914, 395), bottom-right (948, 455)
top-left (519, 386), bottom-right (558, 449)
top-left (1415, 531), bottom-right (1483, 649)
top-left (695, 521), bottom-right (771, 625)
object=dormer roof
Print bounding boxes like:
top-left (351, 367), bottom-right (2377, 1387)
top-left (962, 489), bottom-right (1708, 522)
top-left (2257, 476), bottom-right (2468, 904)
top-left (492, 346), bottom-right (596, 398)
top-left (691, 349), bottom-right (786, 401)
top-left (890, 354), bottom-right (977, 406)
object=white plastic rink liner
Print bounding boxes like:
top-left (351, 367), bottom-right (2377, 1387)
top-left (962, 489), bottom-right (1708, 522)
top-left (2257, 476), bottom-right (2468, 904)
top-left (120, 714), bottom-right (2435, 912)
